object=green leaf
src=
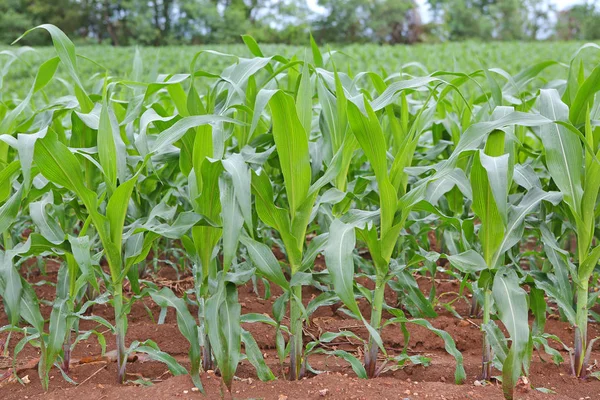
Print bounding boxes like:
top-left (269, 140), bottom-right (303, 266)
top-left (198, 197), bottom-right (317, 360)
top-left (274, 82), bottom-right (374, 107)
top-left (0, 160), bottom-right (21, 202)
top-left (34, 131), bottom-right (96, 210)
top-left (324, 219), bottom-right (361, 317)
top-left (0, 187), bottom-right (23, 234)
top-left (134, 343), bottom-right (188, 376)
top-left (241, 329), bottom-right (276, 381)
top-left (579, 244), bottom-right (600, 282)
top-left (569, 64), bottom-right (600, 126)
top-left (0, 57), bottom-right (60, 134)
top-left (482, 321), bottom-right (509, 366)
top-left (405, 318), bottom-right (466, 384)
top-left (471, 150), bottom-right (505, 266)
top-left (46, 298), bottom-right (69, 373)
top-left (309, 33), bottom-right (323, 68)
top-left (495, 188), bottom-right (562, 263)
top-left (478, 152), bottom-right (509, 221)
top-left (269, 90), bottom-right (311, 215)
top-left (149, 287), bottom-right (202, 385)
top-left (29, 192), bottom-right (65, 245)
top-left (447, 250), bottom-right (488, 274)
top-left (222, 153), bottom-right (253, 233)
top-left (19, 279), bottom-right (44, 332)
top-left (370, 77), bottom-right (439, 111)
top-left (240, 235), bottom-right (289, 290)
top-left (296, 59), bottom-right (312, 136)
top-left (347, 99), bottom-right (396, 239)
top-left (493, 269), bottom-right (530, 399)
top-left (206, 280), bottom-right (241, 390)
top-left (106, 175), bottom-right (138, 256)
top-left (151, 115), bottom-right (239, 154)
top-left (0, 250), bottom-right (23, 326)
top-left (220, 173), bottom-right (243, 272)
top-left (389, 269), bottom-right (437, 318)
top-left (98, 98), bottom-right (118, 188)
top-left (538, 89), bottom-right (583, 217)
top-left (241, 35), bottom-right (264, 57)
top-left (13, 24), bottom-right (93, 112)
top-left (329, 350), bottom-right (367, 379)
top-left (68, 235), bottom-right (99, 292)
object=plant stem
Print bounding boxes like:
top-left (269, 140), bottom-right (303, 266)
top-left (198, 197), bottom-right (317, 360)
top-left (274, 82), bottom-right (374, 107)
top-left (152, 240), bottom-right (159, 273)
top-left (469, 296), bottom-right (480, 317)
top-left (573, 234), bottom-right (589, 378)
top-left (114, 284), bottom-right (127, 383)
top-left (39, 341), bottom-right (49, 390)
top-left (288, 284), bottom-right (303, 380)
top-left (574, 283), bottom-right (588, 377)
top-left (2, 331), bottom-right (10, 357)
top-left (202, 330), bottom-right (213, 371)
top-left (365, 279), bottom-right (385, 378)
top-left (62, 330), bottom-right (71, 374)
top-left (481, 288), bottom-right (493, 380)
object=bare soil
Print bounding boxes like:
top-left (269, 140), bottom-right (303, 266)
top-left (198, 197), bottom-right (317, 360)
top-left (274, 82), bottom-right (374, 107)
top-left (1, 257), bottom-right (600, 400)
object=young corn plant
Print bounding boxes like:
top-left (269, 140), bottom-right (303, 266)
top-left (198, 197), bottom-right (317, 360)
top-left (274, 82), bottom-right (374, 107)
top-left (156, 162), bottom-right (273, 391)
top-left (0, 240), bottom-right (109, 389)
top-left (0, 175), bottom-right (105, 389)
top-left (32, 125), bottom-right (139, 384)
top-left (456, 116), bottom-right (561, 398)
top-left (381, 98), bottom-right (561, 394)
top-left (240, 76), bottom-right (343, 379)
top-left (535, 87), bottom-right (600, 378)
top-left (0, 26), bottom-right (98, 385)
top-left (325, 82), bottom-right (467, 380)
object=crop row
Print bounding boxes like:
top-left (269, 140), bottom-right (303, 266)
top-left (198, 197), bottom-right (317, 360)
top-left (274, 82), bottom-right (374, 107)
top-left (1, 25), bottom-right (600, 399)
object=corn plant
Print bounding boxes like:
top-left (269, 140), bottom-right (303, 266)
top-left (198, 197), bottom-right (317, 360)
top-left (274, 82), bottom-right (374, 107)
top-left (534, 86), bottom-right (600, 378)
top-left (457, 114), bottom-right (561, 397)
top-left (239, 56), bottom-right (351, 378)
top-left (0, 189), bottom-right (107, 389)
top-left (324, 75), bottom-right (470, 380)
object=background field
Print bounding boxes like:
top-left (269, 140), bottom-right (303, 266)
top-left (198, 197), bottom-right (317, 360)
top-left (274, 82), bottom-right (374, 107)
top-left (3, 41), bottom-right (600, 98)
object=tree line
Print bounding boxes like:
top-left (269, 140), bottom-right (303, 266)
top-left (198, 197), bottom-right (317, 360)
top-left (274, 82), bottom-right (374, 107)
top-left (2, 0), bottom-right (600, 46)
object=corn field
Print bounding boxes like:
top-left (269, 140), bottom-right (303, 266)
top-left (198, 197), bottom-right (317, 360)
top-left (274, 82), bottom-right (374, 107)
top-left (1, 25), bottom-right (600, 399)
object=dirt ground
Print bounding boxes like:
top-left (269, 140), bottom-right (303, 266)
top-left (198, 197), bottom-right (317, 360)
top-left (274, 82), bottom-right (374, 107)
top-left (2, 258), bottom-right (600, 400)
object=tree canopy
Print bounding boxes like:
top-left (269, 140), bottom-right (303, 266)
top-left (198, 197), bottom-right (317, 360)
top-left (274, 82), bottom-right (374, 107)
top-left (2, 0), bottom-right (600, 46)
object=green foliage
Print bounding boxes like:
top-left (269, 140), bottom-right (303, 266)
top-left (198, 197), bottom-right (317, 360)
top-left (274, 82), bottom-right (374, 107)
top-left (0, 0), bottom-right (597, 46)
top-left (3, 26), bottom-right (600, 400)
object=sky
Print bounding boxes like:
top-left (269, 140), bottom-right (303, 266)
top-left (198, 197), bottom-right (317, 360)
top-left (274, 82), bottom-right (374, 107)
top-left (307, 0), bottom-right (588, 22)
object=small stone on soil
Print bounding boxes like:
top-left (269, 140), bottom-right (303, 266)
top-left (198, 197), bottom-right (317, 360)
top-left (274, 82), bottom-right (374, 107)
top-left (516, 376), bottom-right (530, 393)
top-left (319, 388), bottom-right (329, 396)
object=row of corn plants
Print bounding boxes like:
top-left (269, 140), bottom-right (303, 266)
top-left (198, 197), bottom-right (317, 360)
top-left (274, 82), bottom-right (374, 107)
top-left (1, 26), bottom-right (600, 399)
